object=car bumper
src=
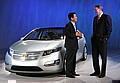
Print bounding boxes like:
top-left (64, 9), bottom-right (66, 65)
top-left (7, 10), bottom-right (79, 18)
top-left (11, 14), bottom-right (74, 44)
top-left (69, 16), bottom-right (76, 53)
top-left (5, 52), bottom-right (63, 73)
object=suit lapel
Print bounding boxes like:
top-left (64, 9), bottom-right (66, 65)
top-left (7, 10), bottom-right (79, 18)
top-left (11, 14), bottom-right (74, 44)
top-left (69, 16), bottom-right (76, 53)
top-left (96, 15), bottom-right (102, 24)
top-left (70, 22), bottom-right (76, 32)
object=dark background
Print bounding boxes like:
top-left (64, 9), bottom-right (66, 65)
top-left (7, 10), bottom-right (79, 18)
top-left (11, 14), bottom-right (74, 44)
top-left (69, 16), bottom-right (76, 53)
top-left (0, 0), bottom-right (120, 59)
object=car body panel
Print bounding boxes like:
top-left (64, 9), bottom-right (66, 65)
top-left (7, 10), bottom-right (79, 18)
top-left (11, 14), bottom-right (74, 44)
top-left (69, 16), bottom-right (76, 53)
top-left (5, 27), bottom-right (87, 73)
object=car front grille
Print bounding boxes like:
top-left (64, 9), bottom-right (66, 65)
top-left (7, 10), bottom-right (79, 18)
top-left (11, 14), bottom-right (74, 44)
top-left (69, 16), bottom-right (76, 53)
top-left (12, 51), bottom-right (43, 60)
top-left (11, 66), bottom-right (43, 71)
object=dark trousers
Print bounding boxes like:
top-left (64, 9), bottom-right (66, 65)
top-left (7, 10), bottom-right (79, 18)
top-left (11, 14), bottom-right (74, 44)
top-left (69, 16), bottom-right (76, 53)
top-left (65, 48), bottom-right (77, 75)
top-left (91, 37), bottom-right (107, 76)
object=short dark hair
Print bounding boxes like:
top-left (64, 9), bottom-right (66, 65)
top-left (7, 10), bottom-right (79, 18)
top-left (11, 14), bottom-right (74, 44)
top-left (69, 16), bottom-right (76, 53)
top-left (95, 5), bottom-right (103, 11)
top-left (68, 12), bottom-right (76, 20)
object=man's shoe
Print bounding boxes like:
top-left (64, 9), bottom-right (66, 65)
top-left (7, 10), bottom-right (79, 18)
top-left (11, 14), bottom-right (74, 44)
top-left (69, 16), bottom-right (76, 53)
top-left (98, 74), bottom-right (105, 78)
top-left (66, 75), bottom-right (75, 78)
top-left (90, 72), bottom-right (99, 76)
top-left (73, 73), bottom-right (80, 76)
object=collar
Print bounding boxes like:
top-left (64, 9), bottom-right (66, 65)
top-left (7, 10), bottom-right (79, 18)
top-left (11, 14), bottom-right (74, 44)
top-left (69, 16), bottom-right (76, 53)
top-left (71, 21), bottom-right (76, 26)
top-left (99, 12), bottom-right (103, 18)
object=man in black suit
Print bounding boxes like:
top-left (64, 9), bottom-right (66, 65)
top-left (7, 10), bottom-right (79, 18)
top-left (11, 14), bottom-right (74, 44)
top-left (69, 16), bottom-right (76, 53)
top-left (90, 5), bottom-right (112, 78)
top-left (64, 12), bottom-right (82, 78)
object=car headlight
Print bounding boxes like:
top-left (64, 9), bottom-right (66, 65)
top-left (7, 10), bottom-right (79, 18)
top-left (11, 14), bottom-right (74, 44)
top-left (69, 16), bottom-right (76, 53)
top-left (44, 59), bottom-right (60, 67)
top-left (43, 47), bottom-right (62, 56)
top-left (8, 48), bottom-right (14, 56)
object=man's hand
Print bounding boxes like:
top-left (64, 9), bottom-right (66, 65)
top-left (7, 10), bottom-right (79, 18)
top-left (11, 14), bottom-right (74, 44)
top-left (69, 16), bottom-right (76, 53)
top-left (75, 30), bottom-right (82, 39)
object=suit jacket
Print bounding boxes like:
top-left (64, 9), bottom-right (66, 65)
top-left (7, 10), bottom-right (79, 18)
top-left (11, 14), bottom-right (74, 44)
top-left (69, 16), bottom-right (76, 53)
top-left (93, 14), bottom-right (112, 39)
top-left (64, 22), bottom-right (78, 49)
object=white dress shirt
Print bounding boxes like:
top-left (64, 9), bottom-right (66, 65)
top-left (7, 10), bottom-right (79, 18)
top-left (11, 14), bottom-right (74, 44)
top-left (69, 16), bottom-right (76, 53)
top-left (71, 21), bottom-right (77, 31)
top-left (98, 12), bottom-right (103, 19)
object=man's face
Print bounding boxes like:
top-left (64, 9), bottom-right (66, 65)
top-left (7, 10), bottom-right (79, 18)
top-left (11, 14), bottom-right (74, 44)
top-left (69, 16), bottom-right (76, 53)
top-left (71, 14), bottom-right (77, 22)
top-left (95, 7), bottom-right (101, 15)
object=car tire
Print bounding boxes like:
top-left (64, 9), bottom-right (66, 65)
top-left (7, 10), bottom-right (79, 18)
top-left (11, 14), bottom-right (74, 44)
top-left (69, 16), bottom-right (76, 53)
top-left (81, 44), bottom-right (87, 61)
top-left (60, 55), bottom-right (66, 75)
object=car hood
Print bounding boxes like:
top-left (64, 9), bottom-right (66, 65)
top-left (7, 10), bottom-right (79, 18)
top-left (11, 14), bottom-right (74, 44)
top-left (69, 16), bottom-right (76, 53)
top-left (10, 40), bottom-right (64, 52)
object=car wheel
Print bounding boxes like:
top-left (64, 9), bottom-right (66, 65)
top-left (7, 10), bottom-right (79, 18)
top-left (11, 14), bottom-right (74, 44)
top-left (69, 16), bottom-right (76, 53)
top-left (59, 54), bottom-right (66, 75)
top-left (81, 44), bottom-right (87, 61)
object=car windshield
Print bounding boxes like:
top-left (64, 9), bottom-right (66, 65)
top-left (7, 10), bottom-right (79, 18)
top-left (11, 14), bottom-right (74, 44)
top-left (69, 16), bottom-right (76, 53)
top-left (23, 28), bottom-right (64, 40)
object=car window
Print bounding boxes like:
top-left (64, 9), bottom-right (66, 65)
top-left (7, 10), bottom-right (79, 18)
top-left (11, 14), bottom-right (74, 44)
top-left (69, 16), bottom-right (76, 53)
top-left (23, 30), bottom-right (41, 40)
top-left (40, 29), bottom-right (63, 40)
top-left (23, 28), bottom-right (64, 40)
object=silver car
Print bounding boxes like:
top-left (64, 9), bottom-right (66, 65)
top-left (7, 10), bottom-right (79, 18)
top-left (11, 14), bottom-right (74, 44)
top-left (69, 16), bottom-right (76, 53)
top-left (5, 27), bottom-right (87, 74)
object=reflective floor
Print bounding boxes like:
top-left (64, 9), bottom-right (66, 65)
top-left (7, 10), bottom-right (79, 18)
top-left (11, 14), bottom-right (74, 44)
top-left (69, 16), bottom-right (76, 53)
top-left (0, 50), bottom-right (120, 83)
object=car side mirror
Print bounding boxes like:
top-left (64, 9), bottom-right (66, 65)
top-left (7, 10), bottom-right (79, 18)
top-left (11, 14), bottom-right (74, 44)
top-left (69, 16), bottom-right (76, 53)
top-left (20, 37), bottom-right (24, 40)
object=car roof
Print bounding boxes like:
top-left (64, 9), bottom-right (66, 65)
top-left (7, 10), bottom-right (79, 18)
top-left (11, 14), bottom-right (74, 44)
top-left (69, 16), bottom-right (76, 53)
top-left (35, 27), bottom-right (64, 31)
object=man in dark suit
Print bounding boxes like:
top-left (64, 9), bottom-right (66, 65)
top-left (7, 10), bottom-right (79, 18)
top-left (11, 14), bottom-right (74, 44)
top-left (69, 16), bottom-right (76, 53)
top-left (90, 5), bottom-right (112, 78)
top-left (64, 12), bottom-right (82, 78)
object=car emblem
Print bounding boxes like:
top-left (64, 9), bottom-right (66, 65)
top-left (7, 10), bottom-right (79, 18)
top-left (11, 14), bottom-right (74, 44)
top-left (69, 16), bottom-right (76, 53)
top-left (21, 53), bottom-right (28, 61)
top-left (23, 53), bottom-right (28, 57)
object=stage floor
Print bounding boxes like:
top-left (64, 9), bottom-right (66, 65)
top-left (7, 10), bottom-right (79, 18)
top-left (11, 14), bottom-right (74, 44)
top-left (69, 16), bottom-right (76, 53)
top-left (0, 50), bottom-right (120, 83)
